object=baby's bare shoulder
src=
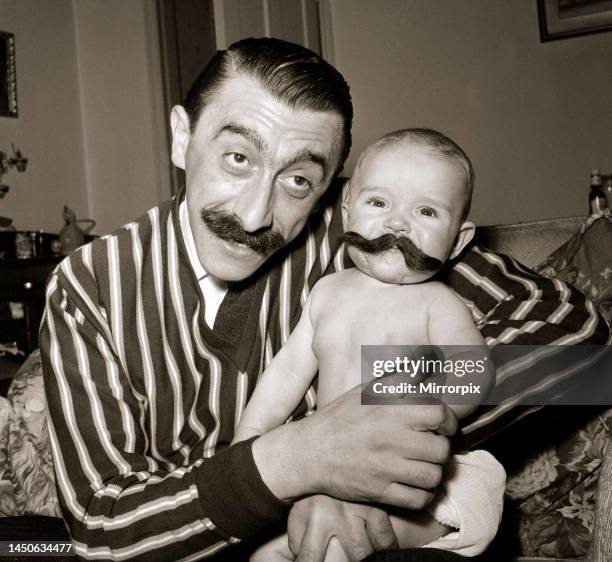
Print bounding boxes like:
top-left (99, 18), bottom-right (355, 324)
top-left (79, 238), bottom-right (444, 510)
top-left (421, 281), bottom-right (464, 305)
top-left (418, 280), bottom-right (453, 295)
top-left (308, 270), bottom-right (359, 316)
top-left (307, 271), bottom-right (338, 306)
top-left (311, 269), bottom-right (356, 295)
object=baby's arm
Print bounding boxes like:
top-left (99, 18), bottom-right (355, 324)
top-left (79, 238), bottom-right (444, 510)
top-left (233, 291), bottom-right (319, 443)
top-left (427, 284), bottom-right (492, 419)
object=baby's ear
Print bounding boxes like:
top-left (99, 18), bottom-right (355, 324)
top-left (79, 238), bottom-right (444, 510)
top-left (449, 221), bottom-right (476, 260)
top-left (341, 180), bottom-right (351, 230)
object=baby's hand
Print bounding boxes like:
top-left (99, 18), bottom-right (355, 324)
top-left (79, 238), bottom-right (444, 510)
top-left (288, 495), bottom-right (397, 561)
top-left (249, 534), bottom-right (350, 562)
top-left (231, 425), bottom-right (261, 445)
top-left (323, 538), bottom-right (350, 562)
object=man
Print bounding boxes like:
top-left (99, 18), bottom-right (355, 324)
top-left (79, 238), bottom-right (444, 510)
top-left (40, 38), bottom-right (608, 561)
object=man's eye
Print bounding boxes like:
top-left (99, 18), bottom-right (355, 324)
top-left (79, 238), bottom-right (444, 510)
top-left (225, 153), bottom-right (249, 167)
top-left (290, 175), bottom-right (310, 188)
top-left (367, 198), bottom-right (386, 208)
top-left (419, 207), bottom-right (437, 217)
top-left (283, 175), bottom-right (312, 197)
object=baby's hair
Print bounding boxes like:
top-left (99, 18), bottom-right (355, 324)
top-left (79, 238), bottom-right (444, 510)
top-left (352, 128), bottom-right (474, 221)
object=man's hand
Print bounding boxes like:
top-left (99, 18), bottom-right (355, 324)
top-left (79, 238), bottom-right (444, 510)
top-left (253, 384), bottom-right (456, 507)
top-left (288, 495), bottom-right (397, 562)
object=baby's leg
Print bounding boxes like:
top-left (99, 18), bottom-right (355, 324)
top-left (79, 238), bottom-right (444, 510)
top-left (402, 450), bottom-right (506, 557)
top-left (387, 510), bottom-right (452, 549)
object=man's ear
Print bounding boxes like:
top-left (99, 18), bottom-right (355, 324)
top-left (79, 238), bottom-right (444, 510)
top-left (449, 221), bottom-right (476, 260)
top-left (170, 105), bottom-right (190, 170)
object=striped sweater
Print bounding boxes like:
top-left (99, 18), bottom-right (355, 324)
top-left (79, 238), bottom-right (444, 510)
top-left (40, 185), bottom-right (608, 561)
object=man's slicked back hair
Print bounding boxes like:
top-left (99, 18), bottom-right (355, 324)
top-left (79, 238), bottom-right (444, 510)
top-left (183, 37), bottom-right (353, 172)
top-left (353, 128), bottom-right (475, 221)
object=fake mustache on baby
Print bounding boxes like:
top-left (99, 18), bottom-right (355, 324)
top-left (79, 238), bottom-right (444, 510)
top-left (201, 208), bottom-right (286, 255)
top-left (341, 231), bottom-right (443, 271)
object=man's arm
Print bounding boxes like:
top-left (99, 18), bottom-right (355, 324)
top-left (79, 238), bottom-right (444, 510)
top-left (444, 245), bottom-right (610, 447)
top-left (252, 384), bottom-right (456, 505)
top-left (41, 264), bottom-right (289, 561)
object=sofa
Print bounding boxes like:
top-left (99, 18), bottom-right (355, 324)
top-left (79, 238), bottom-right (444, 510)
top-left (0, 211), bottom-right (610, 560)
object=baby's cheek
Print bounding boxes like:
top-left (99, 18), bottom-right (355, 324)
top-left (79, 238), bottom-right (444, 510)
top-left (419, 232), bottom-right (448, 259)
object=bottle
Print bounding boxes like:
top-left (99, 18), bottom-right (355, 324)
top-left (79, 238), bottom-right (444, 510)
top-left (589, 169), bottom-right (607, 214)
top-left (59, 206), bottom-right (95, 253)
top-left (603, 175), bottom-right (612, 209)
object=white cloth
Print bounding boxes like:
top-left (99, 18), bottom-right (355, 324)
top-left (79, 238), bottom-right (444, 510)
top-left (424, 450), bottom-right (506, 557)
top-left (179, 200), bottom-right (228, 328)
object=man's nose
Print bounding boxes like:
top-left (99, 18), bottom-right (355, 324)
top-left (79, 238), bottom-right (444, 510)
top-left (384, 213), bottom-right (411, 235)
top-left (232, 178), bottom-right (274, 233)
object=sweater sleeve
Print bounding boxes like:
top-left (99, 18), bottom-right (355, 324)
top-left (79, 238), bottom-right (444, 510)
top-left (444, 245), bottom-right (610, 448)
top-left (40, 261), bottom-right (287, 561)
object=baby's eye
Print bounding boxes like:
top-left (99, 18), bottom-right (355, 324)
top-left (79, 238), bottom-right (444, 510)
top-left (418, 207), bottom-right (437, 217)
top-left (367, 198), bottom-right (387, 208)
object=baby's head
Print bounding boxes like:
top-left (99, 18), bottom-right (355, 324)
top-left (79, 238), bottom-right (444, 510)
top-left (342, 128), bottom-right (476, 284)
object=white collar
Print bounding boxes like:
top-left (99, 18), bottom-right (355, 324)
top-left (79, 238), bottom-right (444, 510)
top-left (179, 199), bottom-right (208, 281)
top-left (179, 199), bottom-right (228, 328)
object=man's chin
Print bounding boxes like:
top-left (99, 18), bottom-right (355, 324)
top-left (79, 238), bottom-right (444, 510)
top-left (205, 258), bottom-right (264, 282)
top-left (201, 246), bottom-right (268, 282)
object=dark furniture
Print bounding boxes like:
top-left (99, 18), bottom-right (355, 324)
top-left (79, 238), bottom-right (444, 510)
top-left (0, 256), bottom-right (61, 394)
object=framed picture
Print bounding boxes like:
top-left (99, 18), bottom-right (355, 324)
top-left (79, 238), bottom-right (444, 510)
top-left (538, 0), bottom-right (612, 41)
top-left (0, 31), bottom-right (18, 118)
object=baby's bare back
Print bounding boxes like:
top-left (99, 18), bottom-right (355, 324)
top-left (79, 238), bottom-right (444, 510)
top-left (311, 269), bottom-right (441, 407)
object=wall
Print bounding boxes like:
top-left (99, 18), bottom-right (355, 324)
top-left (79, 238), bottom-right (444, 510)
top-left (328, 0), bottom-right (612, 225)
top-left (214, 0), bottom-right (320, 51)
top-left (0, 0), bottom-right (88, 233)
top-left (72, 0), bottom-right (170, 235)
top-left (0, 0), bottom-right (169, 236)
top-left (3, 1), bottom-right (609, 230)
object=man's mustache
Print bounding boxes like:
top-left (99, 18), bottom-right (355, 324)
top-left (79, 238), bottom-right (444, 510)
top-left (341, 231), bottom-right (443, 271)
top-left (200, 208), bottom-right (286, 255)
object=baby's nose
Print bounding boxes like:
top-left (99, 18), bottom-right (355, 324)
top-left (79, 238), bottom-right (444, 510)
top-left (384, 215), bottom-right (411, 235)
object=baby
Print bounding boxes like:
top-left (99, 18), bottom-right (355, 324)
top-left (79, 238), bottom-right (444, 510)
top-left (234, 129), bottom-right (505, 560)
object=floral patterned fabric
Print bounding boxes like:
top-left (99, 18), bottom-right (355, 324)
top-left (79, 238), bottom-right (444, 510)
top-left (504, 406), bottom-right (612, 557)
top-left (503, 213), bottom-right (612, 558)
top-left (0, 350), bottom-right (60, 517)
top-left (0, 394), bottom-right (19, 515)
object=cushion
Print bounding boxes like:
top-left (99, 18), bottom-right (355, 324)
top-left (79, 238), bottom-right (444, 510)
top-left (535, 210), bottom-right (612, 324)
top-left (476, 216), bottom-right (584, 269)
top-left (0, 395), bottom-right (19, 516)
top-left (504, 407), bottom-right (611, 558)
top-left (499, 212), bottom-right (612, 558)
top-left (0, 350), bottom-right (60, 517)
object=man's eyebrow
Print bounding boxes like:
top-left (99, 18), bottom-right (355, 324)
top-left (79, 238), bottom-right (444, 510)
top-left (281, 149), bottom-right (328, 177)
top-left (215, 123), bottom-right (330, 176)
top-left (215, 123), bottom-right (268, 153)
